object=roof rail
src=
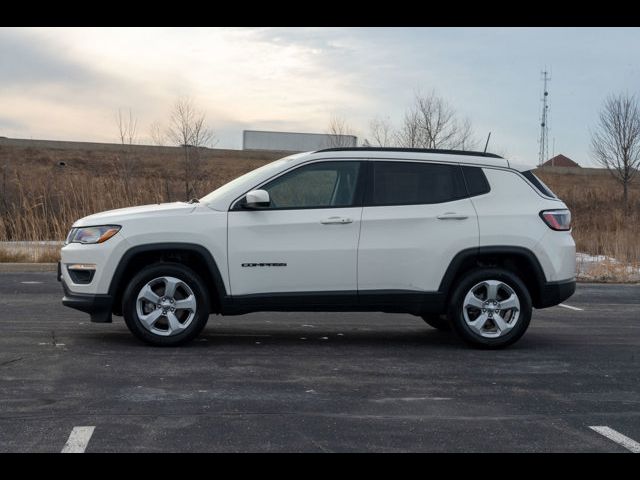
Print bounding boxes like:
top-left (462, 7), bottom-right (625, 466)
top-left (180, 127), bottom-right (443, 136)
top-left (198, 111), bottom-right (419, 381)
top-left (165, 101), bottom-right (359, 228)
top-left (315, 147), bottom-right (503, 159)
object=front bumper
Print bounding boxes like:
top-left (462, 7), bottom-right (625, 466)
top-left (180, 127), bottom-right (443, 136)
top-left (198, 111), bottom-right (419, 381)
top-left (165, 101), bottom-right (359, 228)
top-left (535, 278), bottom-right (576, 309)
top-left (60, 266), bottom-right (113, 323)
top-left (59, 235), bottom-right (128, 295)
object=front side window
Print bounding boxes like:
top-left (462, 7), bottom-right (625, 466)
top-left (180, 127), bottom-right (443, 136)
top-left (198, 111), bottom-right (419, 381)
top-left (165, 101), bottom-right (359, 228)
top-left (370, 161), bottom-right (467, 206)
top-left (260, 161), bottom-right (361, 209)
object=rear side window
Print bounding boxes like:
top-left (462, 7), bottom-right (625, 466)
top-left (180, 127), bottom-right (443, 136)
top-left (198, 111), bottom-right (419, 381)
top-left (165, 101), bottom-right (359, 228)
top-left (461, 166), bottom-right (490, 197)
top-left (370, 162), bottom-right (467, 206)
top-left (522, 170), bottom-right (557, 198)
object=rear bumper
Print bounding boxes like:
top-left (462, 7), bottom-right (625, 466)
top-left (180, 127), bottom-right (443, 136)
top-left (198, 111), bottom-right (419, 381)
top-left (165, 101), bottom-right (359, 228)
top-left (535, 278), bottom-right (576, 309)
top-left (60, 270), bottom-right (113, 323)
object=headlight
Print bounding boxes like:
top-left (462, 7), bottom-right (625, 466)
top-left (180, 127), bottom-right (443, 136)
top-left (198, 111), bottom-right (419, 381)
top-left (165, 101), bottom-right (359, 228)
top-left (66, 225), bottom-right (121, 244)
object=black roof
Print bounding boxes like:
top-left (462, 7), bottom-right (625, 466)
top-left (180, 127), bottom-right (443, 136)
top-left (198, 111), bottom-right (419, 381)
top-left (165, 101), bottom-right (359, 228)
top-left (316, 147), bottom-right (503, 159)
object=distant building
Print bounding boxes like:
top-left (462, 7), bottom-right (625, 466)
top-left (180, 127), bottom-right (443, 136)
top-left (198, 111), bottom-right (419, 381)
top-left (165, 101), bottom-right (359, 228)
top-left (242, 130), bottom-right (357, 152)
top-left (542, 154), bottom-right (581, 168)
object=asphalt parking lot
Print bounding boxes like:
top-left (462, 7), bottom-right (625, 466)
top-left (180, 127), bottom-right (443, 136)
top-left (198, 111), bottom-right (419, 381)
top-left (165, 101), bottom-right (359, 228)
top-left (1, 271), bottom-right (639, 452)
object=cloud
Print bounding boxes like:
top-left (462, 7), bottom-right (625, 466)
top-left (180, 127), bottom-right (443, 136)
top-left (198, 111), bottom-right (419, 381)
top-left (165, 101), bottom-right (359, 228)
top-left (1, 27), bottom-right (640, 166)
top-left (0, 27), bottom-right (382, 144)
top-left (0, 29), bottom-right (103, 89)
top-left (0, 115), bottom-right (26, 132)
top-left (0, 28), bottom-right (176, 141)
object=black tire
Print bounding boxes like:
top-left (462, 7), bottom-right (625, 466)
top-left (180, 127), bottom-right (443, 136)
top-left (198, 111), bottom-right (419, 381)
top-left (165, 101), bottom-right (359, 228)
top-left (447, 268), bottom-right (532, 349)
top-left (421, 314), bottom-right (451, 331)
top-left (122, 262), bottom-right (210, 346)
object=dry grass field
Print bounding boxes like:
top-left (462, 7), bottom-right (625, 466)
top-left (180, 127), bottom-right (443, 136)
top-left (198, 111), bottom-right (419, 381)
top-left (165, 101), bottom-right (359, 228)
top-left (536, 168), bottom-right (640, 265)
top-left (0, 142), bottom-right (284, 242)
top-left (1, 141), bottom-right (638, 280)
top-left (536, 168), bottom-right (640, 282)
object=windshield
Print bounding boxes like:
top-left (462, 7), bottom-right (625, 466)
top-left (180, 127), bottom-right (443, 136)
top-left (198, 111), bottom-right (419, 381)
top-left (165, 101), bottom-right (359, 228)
top-left (199, 155), bottom-right (298, 204)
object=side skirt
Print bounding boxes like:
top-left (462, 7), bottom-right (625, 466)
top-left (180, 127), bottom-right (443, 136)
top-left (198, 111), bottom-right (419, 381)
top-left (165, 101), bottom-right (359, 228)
top-left (221, 290), bottom-right (445, 316)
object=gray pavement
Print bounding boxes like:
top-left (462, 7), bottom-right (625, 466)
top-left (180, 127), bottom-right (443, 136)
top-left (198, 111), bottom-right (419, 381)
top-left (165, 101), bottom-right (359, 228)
top-left (0, 271), bottom-right (639, 452)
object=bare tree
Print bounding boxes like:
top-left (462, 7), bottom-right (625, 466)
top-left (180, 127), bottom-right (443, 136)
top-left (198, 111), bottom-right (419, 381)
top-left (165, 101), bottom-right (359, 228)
top-left (114, 108), bottom-right (138, 202)
top-left (368, 116), bottom-right (396, 147)
top-left (396, 91), bottom-right (478, 150)
top-left (396, 107), bottom-right (422, 148)
top-left (591, 93), bottom-right (640, 210)
top-left (325, 115), bottom-right (357, 148)
top-left (117, 108), bottom-right (138, 146)
top-left (166, 97), bottom-right (217, 200)
top-left (149, 121), bottom-right (166, 146)
top-left (456, 117), bottom-right (478, 151)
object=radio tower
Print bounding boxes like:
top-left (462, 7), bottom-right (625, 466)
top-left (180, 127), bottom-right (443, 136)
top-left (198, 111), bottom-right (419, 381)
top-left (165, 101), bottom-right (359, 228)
top-left (538, 70), bottom-right (551, 167)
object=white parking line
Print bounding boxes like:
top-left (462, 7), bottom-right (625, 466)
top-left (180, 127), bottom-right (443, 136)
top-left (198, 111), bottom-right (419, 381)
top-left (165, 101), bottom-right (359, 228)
top-left (61, 426), bottom-right (95, 453)
top-left (558, 303), bottom-right (583, 311)
top-left (590, 426), bottom-right (640, 453)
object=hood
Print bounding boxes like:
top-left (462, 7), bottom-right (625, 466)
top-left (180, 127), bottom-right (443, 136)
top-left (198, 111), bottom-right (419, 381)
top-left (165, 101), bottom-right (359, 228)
top-left (73, 202), bottom-right (198, 227)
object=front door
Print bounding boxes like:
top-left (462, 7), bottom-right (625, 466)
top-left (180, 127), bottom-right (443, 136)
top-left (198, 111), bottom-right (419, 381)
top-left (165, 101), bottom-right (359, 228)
top-left (228, 160), bottom-right (364, 299)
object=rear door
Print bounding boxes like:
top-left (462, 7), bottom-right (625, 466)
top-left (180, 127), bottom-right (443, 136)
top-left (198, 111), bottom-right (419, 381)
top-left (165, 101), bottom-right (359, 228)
top-left (357, 160), bottom-right (479, 294)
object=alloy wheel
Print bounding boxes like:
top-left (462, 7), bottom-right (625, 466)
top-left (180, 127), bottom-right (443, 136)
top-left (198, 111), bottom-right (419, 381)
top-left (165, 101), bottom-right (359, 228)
top-left (462, 280), bottom-right (521, 338)
top-left (135, 276), bottom-right (197, 336)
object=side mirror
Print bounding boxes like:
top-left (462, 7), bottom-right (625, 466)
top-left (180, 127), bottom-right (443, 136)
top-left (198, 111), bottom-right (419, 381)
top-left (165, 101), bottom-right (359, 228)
top-left (244, 189), bottom-right (270, 209)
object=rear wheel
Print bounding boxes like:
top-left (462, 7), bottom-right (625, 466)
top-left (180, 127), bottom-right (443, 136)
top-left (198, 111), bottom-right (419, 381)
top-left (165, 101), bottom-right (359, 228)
top-left (122, 263), bottom-right (210, 346)
top-left (447, 268), bottom-right (532, 348)
top-left (421, 314), bottom-right (451, 331)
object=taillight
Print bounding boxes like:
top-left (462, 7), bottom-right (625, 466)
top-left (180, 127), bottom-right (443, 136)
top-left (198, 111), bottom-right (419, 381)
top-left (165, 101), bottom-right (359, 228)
top-left (540, 209), bottom-right (571, 231)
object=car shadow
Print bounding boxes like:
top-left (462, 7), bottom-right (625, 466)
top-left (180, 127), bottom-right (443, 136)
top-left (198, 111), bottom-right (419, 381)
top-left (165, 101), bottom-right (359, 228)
top-left (79, 324), bottom-right (538, 352)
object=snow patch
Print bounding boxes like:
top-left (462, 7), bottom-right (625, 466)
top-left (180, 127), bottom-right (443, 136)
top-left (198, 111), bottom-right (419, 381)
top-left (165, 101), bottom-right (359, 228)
top-left (576, 252), bottom-right (640, 282)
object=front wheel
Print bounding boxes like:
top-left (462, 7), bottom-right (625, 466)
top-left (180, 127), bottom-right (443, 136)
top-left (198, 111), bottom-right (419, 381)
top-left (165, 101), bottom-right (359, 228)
top-left (122, 263), bottom-right (210, 346)
top-left (447, 268), bottom-right (532, 349)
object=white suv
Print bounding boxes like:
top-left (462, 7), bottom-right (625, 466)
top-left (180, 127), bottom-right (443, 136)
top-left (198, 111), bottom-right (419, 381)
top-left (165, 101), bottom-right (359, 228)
top-left (59, 148), bottom-right (576, 348)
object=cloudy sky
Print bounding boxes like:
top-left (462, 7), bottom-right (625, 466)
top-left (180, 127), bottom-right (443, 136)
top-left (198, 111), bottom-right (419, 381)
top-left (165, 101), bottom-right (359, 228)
top-left (1, 27), bottom-right (640, 166)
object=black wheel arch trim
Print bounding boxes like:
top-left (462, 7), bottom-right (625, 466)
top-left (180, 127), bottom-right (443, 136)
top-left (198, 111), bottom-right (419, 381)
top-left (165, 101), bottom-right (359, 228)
top-left (438, 245), bottom-right (562, 308)
top-left (107, 242), bottom-right (229, 313)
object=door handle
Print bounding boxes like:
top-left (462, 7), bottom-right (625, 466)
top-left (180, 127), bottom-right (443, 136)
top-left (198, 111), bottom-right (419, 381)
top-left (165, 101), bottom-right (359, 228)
top-left (437, 212), bottom-right (468, 220)
top-left (321, 216), bottom-right (353, 224)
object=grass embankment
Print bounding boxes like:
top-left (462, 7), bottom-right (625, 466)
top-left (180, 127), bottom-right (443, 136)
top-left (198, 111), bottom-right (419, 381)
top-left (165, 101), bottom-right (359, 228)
top-left (0, 143), bottom-right (283, 242)
top-left (536, 168), bottom-right (640, 282)
top-left (1, 143), bottom-right (638, 281)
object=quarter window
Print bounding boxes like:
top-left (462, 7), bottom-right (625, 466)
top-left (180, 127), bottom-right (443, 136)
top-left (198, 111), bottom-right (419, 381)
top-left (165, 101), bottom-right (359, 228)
top-left (522, 170), bottom-right (557, 198)
top-left (371, 162), bottom-right (467, 206)
top-left (461, 166), bottom-right (491, 197)
top-left (260, 161), bottom-right (361, 209)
